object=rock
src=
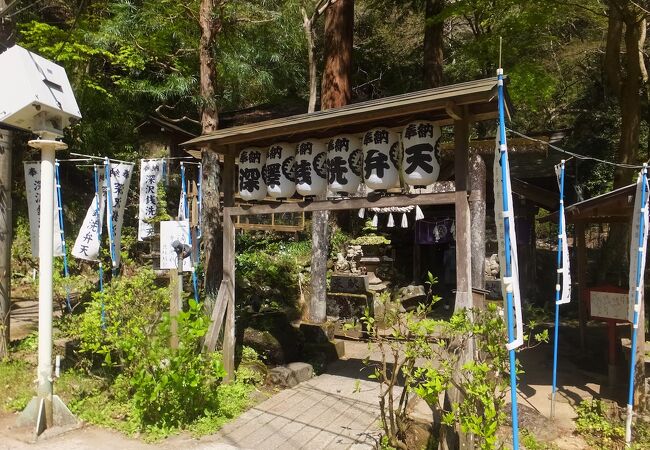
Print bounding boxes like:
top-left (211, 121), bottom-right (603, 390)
top-left (241, 310), bottom-right (304, 364)
top-left (268, 362), bottom-right (314, 387)
top-left (397, 284), bottom-right (426, 309)
top-left (300, 322), bottom-right (335, 343)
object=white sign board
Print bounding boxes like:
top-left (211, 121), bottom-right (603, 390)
top-left (590, 291), bottom-right (631, 322)
top-left (159, 220), bottom-right (192, 271)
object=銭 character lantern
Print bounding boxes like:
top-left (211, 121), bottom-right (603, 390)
top-left (238, 147), bottom-right (266, 201)
top-left (295, 139), bottom-right (327, 198)
top-left (266, 142), bottom-right (296, 199)
top-left (362, 128), bottom-right (400, 191)
top-left (401, 121), bottom-right (441, 187)
top-left (327, 135), bottom-right (363, 195)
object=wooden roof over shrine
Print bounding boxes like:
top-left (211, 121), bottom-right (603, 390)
top-left (540, 183), bottom-right (637, 224)
top-left (182, 77), bottom-right (511, 151)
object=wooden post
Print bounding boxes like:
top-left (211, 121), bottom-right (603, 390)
top-left (169, 260), bottom-right (182, 350)
top-left (222, 210), bottom-right (236, 381)
top-left (576, 221), bottom-right (587, 350)
top-left (444, 113), bottom-right (474, 450)
top-left (221, 147), bottom-right (236, 381)
top-left (454, 116), bottom-right (472, 311)
top-left (469, 154), bottom-right (486, 295)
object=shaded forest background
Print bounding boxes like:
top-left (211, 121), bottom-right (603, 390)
top-left (2, 0), bottom-right (647, 194)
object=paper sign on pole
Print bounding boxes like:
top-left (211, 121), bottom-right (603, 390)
top-left (493, 130), bottom-right (524, 350)
top-left (24, 161), bottom-right (63, 257)
top-left (106, 162), bottom-right (134, 268)
top-left (554, 164), bottom-right (571, 305)
top-left (159, 220), bottom-right (192, 271)
top-left (628, 172), bottom-right (649, 322)
top-left (72, 168), bottom-right (105, 261)
top-left (137, 159), bottom-right (165, 240)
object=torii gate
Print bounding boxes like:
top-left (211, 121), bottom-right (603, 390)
top-left (182, 77), bottom-right (512, 378)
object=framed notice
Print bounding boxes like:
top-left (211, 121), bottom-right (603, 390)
top-left (159, 220), bottom-right (192, 271)
top-left (589, 288), bottom-right (631, 323)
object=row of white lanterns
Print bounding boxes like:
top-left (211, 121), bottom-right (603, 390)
top-left (238, 120), bottom-right (442, 201)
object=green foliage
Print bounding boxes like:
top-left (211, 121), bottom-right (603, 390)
top-left (363, 286), bottom-right (546, 450)
top-left (349, 234), bottom-right (391, 246)
top-left (0, 359), bottom-right (33, 412)
top-left (235, 232), bottom-right (311, 311)
top-left (520, 429), bottom-right (558, 450)
top-left (575, 399), bottom-right (626, 449)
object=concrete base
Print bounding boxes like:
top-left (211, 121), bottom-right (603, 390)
top-left (18, 395), bottom-right (78, 439)
top-left (268, 362), bottom-right (314, 387)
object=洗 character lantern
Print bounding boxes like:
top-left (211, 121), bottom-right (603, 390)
top-left (266, 142), bottom-right (296, 199)
top-left (238, 147), bottom-right (267, 201)
top-left (363, 128), bottom-right (400, 191)
top-left (295, 139), bottom-right (327, 198)
top-left (401, 121), bottom-right (441, 187)
top-left (327, 135), bottom-right (363, 195)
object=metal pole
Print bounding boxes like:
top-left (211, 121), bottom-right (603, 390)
top-left (551, 160), bottom-right (566, 419)
top-left (497, 68), bottom-right (520, 450)
top-left (104, 159), bottom-right (117, 276)
top-left (54, 161), bottom-right (72, 312)
top-left (625, 164), bottom-right (648, 446)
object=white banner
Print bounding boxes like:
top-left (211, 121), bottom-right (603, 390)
top-left (554, 164), bottom-right (571, 305)
top-left (72, 167), bottom-right (105, 261)
top-left (24, 162), bottom-right (63, 258)
top-left (493, 131), bottom-right (524, 350)
top-left (178, 188), bottom-right (187, 220)
top-left (137, 159), bottom-right (164, 241)
top-left (159, 220), bottom-right (192, 271)
top-left (106, 162), bottom-right (134, 268)
top-left (628, 170), bottom-right (649, 324)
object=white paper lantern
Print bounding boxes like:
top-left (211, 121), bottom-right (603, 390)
top-left (238, 147), bottom-right (267, 201)
top-left (401, 121), bottom-right (441, 187)
top-left (327, 134), bottom-right (363, 195)
top-left (295, 139), bottom-right (327, 197)
top-left (266, 142), bottom-right (296, 199)
top-left (362, 128), bottom-right (400, 191)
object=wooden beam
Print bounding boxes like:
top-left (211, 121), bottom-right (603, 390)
top-left (223, 147), bottom-right (236, 208)
top-left (576, 222), bottom-right (587, 351)
top-left (222, 212), bottom-right (236, 381)
top-left (225, 191), bottom-right (476, 217)
top-left (511, 178), bottom-right (559, 210)
top-left (445, 100), bottom-right (463, 121)
top-left (203, 280), bottom-right (230, 352)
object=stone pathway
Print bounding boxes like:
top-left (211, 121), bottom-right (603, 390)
top-left (199, 358), bottom-right (384, 450)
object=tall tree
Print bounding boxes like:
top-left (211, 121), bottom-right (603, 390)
top-left (199, 0), bottom-right (224, 313)
top-left (309, 0), bottom-right (354, 323)
top-left (0, 0), bottom-right (15, 358)
top-left (423, 0), bottom-right (444, 88)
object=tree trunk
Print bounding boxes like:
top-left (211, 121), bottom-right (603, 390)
top-left (320, 0), bottom-right (353, 109)
top-left (301, 8), bottom-right (318, 114)
top-left (0, 0), bottom-right (15, 358)
top-left (309, 0), bottom-right (354, 324)
top-left (0, 129), bottom-right (11, 358)
top-left (423, 0), bottom-right (444, 89)
top-left (199, 0), bottom-right (223, 314)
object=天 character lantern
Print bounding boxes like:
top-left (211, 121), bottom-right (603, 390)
top-left (238, 147), bottom-right (267, 201)
top-left (362, 128), bottom-right (400, 191)
top-left (401, 121), bottom-right (441, 187)
top-left (295, 139), bottom-right (328, 197)
top-left (266, 142), bottom-right (296, 199)
top-left (327, 134), bottom-right (363, 195)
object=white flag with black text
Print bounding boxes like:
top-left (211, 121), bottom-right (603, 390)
top-left (24, 161), bottom-right (63, 258)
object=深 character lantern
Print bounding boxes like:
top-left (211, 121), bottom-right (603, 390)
top-left (363, 128), bottom-right (400, 191)
top-left (238, 147), bottom-right (267, 201)
top-left (327, 135), bottom-right (363, 195)
top-left (401, 121), bottom-right (441, 187)
top-left (295, 139), bottom-right (328, 198)
top-left (266, 142), bottom-right (296, 199)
